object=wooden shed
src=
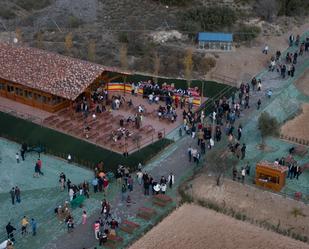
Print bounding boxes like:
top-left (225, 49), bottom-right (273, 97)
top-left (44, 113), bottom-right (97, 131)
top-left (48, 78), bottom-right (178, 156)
top-left (255, 161), bottom-right (288, 192)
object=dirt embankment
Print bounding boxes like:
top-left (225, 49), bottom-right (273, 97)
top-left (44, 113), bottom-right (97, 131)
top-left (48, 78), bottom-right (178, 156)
top-left (281, 103), bottom-right (309, 141)
top-left (190, 175), bottom-right (309, 239)
top-left (129, 204), bottom-right (309, 249)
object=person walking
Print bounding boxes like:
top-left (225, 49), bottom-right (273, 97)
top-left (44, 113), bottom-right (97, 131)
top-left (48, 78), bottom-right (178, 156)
top-left (82, 210), bottom-right (87, 225)
top-left (127, 175), bottom-right (133, 192)
top-left (10, 188), bottom-right (15, 205)
top-left (15, 186), bottom-right (21, 203)
top-left (21, 216), bottom-right (29, 236)
top-left (237, 125), bottom-right (242, 141)
top-left (92, 177), bottom-right (98, 193)
top-left (168, 173), bottom-right (175, 188)
top-left (30, 218), bottom-right (37, 236)
top-left (6, 222), bottom-right (16, 242)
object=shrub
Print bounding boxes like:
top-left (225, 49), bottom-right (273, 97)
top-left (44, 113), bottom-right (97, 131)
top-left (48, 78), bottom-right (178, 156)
top-left (234, 25), bottom-right (261, 42)
top-left (180, 6), bottom-right (237, 36)
top-left (14, 0), bottom-right (52, 11)
top-left (68, 15), bottom-right (83, 28)
top-left (258, 112), bottom-right (280, 145)
top-left (0, 7), bottom-right (16, 19)
top-left (278, 0), bottom-right (309, 16)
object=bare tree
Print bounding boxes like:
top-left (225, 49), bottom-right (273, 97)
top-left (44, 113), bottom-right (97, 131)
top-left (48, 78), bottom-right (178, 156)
top-left (184, 48), bottom-right (193, 88)
top-left (153, 51), bottom-right (161, 83)
top-left (65, 32), bottom-right (73, 55)
top-left (206, 149), bottom-right (238, 186)
top-left (15, 27), bottom-right (22, 43)
top-left (36, 31), bottom-right (44, 49)
top-left (119, 43), bottom-right (128, 70)
top-left (88, 39), bottom-right (96, 62)
top-left (254, 0), bottom-right (279, 22)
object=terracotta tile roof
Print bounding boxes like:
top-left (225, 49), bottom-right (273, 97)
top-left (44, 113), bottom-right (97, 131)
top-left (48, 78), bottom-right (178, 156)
top-left (0, 43), bottom-right (125, 100)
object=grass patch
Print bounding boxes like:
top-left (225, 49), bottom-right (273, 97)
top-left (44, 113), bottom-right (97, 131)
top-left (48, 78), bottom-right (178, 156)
top-left (0, 111), bottom-right (173, 172)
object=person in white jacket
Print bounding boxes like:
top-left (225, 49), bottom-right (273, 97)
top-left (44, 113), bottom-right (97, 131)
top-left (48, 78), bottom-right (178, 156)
top-left (69, 188), bottom-right (74, 202)
top-left (168, 173), bottom-right (175, 188)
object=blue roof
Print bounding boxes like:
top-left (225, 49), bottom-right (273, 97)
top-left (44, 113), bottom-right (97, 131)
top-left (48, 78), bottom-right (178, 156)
top-left (198, 32), bottom-right (233, 42)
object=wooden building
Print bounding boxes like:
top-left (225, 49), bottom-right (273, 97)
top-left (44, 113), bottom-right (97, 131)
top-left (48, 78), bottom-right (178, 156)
top-left (255, 161), bottom-right (288, 192)
top-left (0, 43), bottom-right (127, 112)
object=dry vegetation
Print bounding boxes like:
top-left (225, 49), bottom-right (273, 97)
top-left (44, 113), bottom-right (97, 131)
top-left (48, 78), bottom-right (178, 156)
top-left (0, 0), bottom-right (308, 79)
top-left (130, 204), bottom-right (309, 249)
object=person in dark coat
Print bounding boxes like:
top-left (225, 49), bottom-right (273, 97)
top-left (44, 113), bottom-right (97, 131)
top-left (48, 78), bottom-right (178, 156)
top-left (6, 222), bottom-right (16, 242)
top-left (10, 188), bottom-right (15, 205)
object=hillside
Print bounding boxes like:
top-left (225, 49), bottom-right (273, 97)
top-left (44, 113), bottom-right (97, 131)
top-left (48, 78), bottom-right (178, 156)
top-left (0, 0), bottom-right (308, 80)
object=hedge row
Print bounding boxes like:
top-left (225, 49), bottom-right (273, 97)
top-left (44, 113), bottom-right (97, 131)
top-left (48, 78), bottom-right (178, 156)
top-left (0, 112), bottom-right (173, 172)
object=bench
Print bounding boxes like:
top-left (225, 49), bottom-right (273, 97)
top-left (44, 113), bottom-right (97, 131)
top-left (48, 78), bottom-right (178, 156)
top-left (107, 234), bottom-right (123, 242)
top-left (153, 198), bottom-right (168, 207)
top-left (123, 220), bottom-right (140, 228)
top-left (138, 207), bottom-right (156, 215)
top-left (137, 211), bottom-right (153, 220)
top-left (154, 194), bottom-right (172, 202)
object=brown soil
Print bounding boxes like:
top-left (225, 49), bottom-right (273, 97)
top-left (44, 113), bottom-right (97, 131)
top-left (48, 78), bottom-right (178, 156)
top-left (281, 103), bottom-right (309, 141)
top-left (190, 175), bottom-right (309, 239)
top-left (129, 204), bottom-right (309, 249)
top-left (295, 69), bottom-right (309, 97)
top-left (207, 20), bottom-right (309, 85)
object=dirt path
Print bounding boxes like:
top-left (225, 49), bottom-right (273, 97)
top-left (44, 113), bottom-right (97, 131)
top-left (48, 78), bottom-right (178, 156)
top-left (190, 175), bottom-right (309, 239)
top-left (281, 103), bottom-right (309, 141)
top-left (208, 20), bottom-right (309, 84)
top-left (129, 204), bottom-right (309, 249)
top-left (295, 68), bottom-right (309, 97)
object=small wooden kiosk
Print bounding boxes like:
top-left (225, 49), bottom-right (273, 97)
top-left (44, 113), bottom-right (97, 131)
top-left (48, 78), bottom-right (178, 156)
top-left (255, 161), bottom-right (288, 192)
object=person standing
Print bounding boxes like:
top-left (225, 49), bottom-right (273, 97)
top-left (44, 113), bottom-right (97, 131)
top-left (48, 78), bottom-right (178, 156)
top-left (121, 183), bottom-right (127, 201)
top-left (10, 188), bottom-right (15, 205)
top-left (136, 170), bottom-right (143, 185)
top-left (92, 177), bottom-right (98, 193)
top-left (30, 218), bottom-right (37, 236)
top-left (127, 175), bottom-right (133, 192)
top-left (16, 153), bottom-right (20, 163)
top-left (188, 146), bottom-right (192, 162)
top-left (257, 99), bottom-right (261, 110)
top-left (21, 216), bottom-right (29, 236)
top-left (15, 186), bottom-right (21, 203)
top-left (69, 188), bottom-right (74, 202)
top-left (241, 167), bottom-right (246, 183)
top-left (241, 144), bottom-right (246, 160)
top-left (168, 173), bottom-right (175, 188)
top-left (237, 125), bottom-right (242, 141)
top-left (6, 222), bottom-right (16, 242)
top-left (82, 210), bottom-right (87, 225)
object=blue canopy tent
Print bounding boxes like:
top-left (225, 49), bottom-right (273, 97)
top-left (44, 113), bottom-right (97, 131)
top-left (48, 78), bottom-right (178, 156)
top-left (197, 32), bottom-right (233, 51)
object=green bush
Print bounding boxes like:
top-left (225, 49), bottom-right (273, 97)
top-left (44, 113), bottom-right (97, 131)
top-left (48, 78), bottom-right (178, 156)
top-left (68, 15), bottom-right (83, 28)
top-left (0, 7), bottom-right (16, 19)
top-left (14, 0), bottom-right (52, 11)
top-left (180, 6), bottom-right (237, 36)
top-left (278, 0), bottom-right (309, 16)
top-left (234, 25), bottom-right (261, 42)
top-left (0, 112), bottom-right (173, 172)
